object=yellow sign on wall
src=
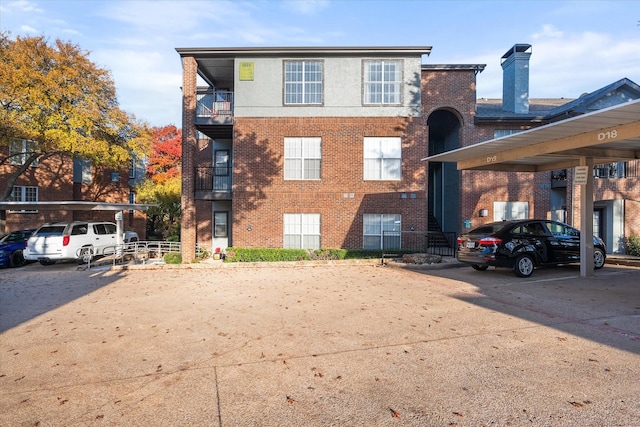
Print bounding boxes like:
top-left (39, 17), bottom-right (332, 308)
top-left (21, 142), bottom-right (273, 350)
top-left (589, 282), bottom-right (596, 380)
top-left (239, 62), bottom-right (254, 81)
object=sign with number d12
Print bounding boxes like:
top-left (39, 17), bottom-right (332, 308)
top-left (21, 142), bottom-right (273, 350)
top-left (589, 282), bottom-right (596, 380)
top-left (464, 219), bottom-right (472, 229)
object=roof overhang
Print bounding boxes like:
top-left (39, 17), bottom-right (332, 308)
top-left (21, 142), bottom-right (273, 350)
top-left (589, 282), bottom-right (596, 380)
top-left (422, 98), bottom-right (640, 172)
top-left (0, 202), bottom-right (155, 211)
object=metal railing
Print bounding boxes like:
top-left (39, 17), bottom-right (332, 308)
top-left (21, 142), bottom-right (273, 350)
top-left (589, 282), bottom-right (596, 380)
top-left (195, 167), bottom-right (232, 192)
top-left (382, 230), bottom-right (457, 259)
top-left (79, 241), bottom-right (182, 268)
top-left (196, 90), bottom-right (234, 119)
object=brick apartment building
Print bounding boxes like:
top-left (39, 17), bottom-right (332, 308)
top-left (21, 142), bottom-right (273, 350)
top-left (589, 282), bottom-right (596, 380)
top-left (177, 44), bottom-right (640, 261)
top-left (0, 146), bottom-right (146, 236)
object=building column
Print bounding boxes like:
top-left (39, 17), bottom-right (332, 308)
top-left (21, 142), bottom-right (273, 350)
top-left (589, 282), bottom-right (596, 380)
top-left (181, 56), bottom-right (197, 263)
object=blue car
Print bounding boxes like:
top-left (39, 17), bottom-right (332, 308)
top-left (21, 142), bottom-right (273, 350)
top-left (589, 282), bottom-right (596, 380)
top-left (0, 229), bottom-right (35, 268)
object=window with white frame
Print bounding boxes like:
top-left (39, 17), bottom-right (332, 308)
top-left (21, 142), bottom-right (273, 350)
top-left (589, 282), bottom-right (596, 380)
top-left (10, 186), bottom-right (38, 213)
top-left (284, 213), bottom-right (320, 249)
top-left (363, 60), bottom-right (402, 105)
top-left (9, 139), bottom-right (38, 166)
top-left (363, 214), bottom-right (401, 250)
top-left (284, 61), bottom-right (323, 105)
top-left (493, 201), bottom-right (529, 221)
top-left (284, 137), bottom-right (321, 180)
top-left (363, 137), bottom-right (401, 180)
top-left (493, 129), bottom-right (523, 139)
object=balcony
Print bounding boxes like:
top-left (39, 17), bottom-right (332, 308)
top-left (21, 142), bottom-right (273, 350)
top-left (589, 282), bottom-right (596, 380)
top-left (196, 90), bottom-right (234, 126)
top-left (195, 167), bottom-right (232, 200)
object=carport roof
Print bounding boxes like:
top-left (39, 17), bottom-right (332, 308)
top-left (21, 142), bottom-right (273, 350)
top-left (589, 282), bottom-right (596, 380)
top-left (422, 98), bottom-right (640, 172)
top-left (0, 201), bottom-right (153, 211)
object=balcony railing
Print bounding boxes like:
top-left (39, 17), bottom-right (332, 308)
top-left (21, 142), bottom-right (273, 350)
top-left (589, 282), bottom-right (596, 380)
top-left (195, 167), bottom-right (232, 192)
top-left (196, 90), bottom-right (234, 119)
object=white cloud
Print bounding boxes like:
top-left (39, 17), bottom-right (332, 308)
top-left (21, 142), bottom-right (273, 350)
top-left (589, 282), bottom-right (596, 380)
top-left (19, 24), bottom-right (39, 33)
top-left (284, 0), bottom-right (329, 15)
top-left (3, 0), bottom-right (44, 14)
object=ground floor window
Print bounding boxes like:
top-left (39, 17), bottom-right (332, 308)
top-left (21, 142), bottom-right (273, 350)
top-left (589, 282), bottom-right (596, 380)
top-left (493, 201), bottom-right (529, 221)
top-left (214, 211), bottom-right (228, 238)
top-left (363, 214), bottom-right (401, 250)
top-left (284, 213), bottom-right (320, 249)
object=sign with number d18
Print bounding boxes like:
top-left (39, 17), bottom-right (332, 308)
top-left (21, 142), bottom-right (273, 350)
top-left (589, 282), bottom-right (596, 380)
top-left (464, 219), bottom-right (472, 229)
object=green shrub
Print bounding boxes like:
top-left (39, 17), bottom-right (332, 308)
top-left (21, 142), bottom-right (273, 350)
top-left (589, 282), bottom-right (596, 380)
top-left (626, 234), bottom-right (640, 256)
top-left (164, 252), bottom-right (182, 264)
top-left (167, 235), bottom-right (180, 242)
top-left (223, 248), bottom-right (385, 263)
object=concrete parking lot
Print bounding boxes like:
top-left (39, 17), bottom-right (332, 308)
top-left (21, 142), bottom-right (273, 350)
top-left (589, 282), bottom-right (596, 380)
top-left (1, 260), bottom-right (639, 426)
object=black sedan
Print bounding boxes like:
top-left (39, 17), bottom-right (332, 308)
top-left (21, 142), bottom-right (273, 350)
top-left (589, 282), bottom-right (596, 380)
top-left (457, 220), bottom-right (606, 277)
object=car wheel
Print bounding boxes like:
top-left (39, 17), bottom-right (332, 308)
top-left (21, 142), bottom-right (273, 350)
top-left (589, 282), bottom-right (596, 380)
top-left (39, 259), bottom-right (56, 266)
top-left (77, 247), bottom-right (93, 265)
top-left (513, 254), bottom-right (535, 277)
top-left (594, 248), bottom-right (606, 269)
top-left (471, 264), bottom-right (489, 271)
top-left (9, 250), bottom-right (26, 268)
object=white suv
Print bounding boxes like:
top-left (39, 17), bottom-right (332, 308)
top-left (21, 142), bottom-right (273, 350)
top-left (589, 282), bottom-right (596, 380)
top-left (25, 221), bottom-right (138, 265)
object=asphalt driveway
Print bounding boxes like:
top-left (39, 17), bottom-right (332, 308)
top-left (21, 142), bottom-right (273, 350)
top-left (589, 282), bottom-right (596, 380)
top-left (1, 261), bottom-right (639, 426)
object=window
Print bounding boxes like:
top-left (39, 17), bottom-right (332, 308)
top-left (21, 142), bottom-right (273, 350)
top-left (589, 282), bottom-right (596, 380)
top-left (364, 137), bottom-right (401, 180)
top-left (363, 214), bottom-right (401, 250)
top-left (10, 186), bottom-right (38, 213)
top-left (214, 212), bottom-right (228, 238)
top-left (284, 137), bottom-right (321, 180)
top-left (284, 61), bottom-right (323, 105)
top-left (9, 139), bottom-right (38, 166)
top-left (594, 162), bottom-right (627, 179)
top-left (111, 172), bottom-right (120, 182)
top-left (493, 201), bottom-right (529, 221)
top-left (493, 129), bottom-right (523, 139)
top-left (284, 213), bottom-right (320, 249)
top-left (129, 157), bottom-right (136, 179)
top-left (73, 158), bottom-right (92, 184)
top-left (363, 60), bottom-right (402, 104)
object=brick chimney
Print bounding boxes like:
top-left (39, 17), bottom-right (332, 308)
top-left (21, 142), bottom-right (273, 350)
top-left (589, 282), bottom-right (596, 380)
top-left (501, 44), bottom-right (531, 114)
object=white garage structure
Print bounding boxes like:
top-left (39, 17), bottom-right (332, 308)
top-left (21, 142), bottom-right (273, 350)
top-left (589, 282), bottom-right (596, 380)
top-left (423, 99), bottom-right (640, 277)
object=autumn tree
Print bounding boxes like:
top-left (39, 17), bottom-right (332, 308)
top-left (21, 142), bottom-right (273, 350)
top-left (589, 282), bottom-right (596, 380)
top-left (135, 125), bottom-right (182, 240)
top-left (0, 33), bottom-right (151, 231)
top-left (146, 125), bottom-right (181, 183)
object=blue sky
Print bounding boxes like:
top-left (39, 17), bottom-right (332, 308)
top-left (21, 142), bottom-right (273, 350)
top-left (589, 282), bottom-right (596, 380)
top-left (1, 0), bottom-right (639, 127)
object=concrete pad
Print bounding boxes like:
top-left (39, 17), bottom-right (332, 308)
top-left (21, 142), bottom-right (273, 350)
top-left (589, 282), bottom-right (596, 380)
top-left (1, 262), bottom-right (638, 426)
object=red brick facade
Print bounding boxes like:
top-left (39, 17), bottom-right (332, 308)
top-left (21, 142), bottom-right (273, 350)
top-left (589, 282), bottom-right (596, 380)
top-left (230, 117), bottom-right (427, 248)
top-left (0, 150), bottom-right (144, 235)
top-left (180, 51), bottom-right (640, 256)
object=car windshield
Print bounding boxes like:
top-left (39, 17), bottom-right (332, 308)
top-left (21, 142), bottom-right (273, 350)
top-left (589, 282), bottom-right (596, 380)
top-left (34, 225), bottom-right (66, 236)
top-left (0, 232), bottom-right (23, 243)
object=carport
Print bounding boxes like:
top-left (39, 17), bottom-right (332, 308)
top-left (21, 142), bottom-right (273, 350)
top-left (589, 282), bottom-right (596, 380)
top-left (422, 98), bottom-right (640, 277)
top-left (0, 201), bottom-right (153, 245)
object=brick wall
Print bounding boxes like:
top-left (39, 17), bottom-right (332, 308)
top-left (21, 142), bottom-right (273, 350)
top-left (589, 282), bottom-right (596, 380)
top-left (180, 56), bottom-right (197, 261)
top-left (229, 116), bottom-right (427, 248)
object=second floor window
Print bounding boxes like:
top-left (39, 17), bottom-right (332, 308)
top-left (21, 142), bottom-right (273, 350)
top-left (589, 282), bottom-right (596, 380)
top-left (284, 61), bottom-right (323, 105)
top-left (364, 137), bottom-right (401, 180)
top-left (9, 139), bottom-right (39, 166)
top-left (284, 137), bottom-right (321, 180)
top-left (10, 186), bottom-right (38, 213)
top-left (364, 60), bottom-right (402, 105)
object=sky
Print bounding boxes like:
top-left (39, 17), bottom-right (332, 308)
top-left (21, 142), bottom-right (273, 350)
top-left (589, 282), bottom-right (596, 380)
top-left (1, 0), bottom-right (639, 127)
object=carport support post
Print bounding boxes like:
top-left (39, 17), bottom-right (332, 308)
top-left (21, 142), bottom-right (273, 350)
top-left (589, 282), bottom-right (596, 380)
top-left (579, 157), bottom-right (595, 278)
top-left (115, 211), bottom-right (124, 248)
